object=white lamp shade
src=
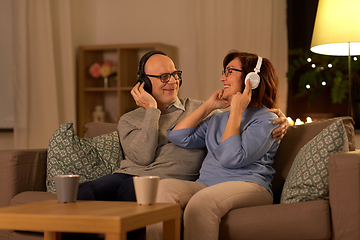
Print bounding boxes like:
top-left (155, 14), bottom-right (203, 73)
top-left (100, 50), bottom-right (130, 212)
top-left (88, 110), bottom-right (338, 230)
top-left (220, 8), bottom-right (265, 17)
top-left (310, 0), bottom-right (360, 56)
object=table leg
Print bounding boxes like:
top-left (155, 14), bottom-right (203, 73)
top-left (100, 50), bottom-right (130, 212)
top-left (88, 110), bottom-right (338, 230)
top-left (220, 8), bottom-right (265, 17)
top-left (105, 232), bottom-right (127, 240)
top-left (44, 231), bottom-right (61, 240)
top-left (163, 217), bottom-right (181, 240)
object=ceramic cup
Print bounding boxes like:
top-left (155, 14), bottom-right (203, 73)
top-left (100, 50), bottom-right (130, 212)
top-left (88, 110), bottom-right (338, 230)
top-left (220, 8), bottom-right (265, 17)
top-left (133, 176), bottom-right (160, 205)
top-left (54, 175), bottom-right (80, 203)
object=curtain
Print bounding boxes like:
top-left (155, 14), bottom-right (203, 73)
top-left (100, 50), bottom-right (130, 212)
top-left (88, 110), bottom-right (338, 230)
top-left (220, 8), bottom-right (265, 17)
top-left (194, 0), bottom-right (288, 112)
top-left (12, 0), bottom-right (75, 149)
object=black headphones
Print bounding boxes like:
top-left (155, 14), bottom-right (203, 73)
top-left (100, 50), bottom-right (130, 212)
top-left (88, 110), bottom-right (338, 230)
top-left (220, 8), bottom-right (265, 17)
top-left (245, 56), bottom-right (262, 89)
top-left (137, 50), bottom-right (182, 93)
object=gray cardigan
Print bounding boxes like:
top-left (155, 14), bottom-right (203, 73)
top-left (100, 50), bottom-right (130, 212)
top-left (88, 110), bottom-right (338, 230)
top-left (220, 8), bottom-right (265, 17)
top-left (115, 98), bottom-right (207, 181)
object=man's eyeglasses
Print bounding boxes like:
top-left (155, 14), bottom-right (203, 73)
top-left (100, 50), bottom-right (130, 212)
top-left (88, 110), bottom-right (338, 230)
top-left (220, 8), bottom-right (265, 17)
top-left (222, 68), bottom-right (242, 77)
top-left (145, 70), bottom-right (182, 83)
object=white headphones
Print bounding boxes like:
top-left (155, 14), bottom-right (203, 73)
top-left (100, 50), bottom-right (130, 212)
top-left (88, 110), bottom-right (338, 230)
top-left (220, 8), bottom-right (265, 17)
top-left (245, 56), bottom-right (262, 89)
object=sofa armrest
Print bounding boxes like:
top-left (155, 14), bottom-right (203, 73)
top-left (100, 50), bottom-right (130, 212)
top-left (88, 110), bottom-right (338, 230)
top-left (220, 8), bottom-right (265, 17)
top-left (329, 150), bottom-right (360, 240)
top-left (0, 149), bottom-right (47, 208)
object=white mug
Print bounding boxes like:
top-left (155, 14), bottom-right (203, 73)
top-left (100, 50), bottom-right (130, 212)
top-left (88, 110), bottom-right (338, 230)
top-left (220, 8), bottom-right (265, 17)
top-left (133, 176), bottom-right (160, 205)
top-left (54, 175), bottom-right (80, 203)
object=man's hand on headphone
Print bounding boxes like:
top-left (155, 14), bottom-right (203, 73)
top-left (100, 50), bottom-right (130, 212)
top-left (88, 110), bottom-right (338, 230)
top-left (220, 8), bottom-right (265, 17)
top-left (131, 82), bottom-right (157, 109)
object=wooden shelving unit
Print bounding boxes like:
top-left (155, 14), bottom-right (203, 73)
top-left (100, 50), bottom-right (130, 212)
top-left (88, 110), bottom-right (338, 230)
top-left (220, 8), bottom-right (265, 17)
top-left (77, 43), bottom-right (178, 137)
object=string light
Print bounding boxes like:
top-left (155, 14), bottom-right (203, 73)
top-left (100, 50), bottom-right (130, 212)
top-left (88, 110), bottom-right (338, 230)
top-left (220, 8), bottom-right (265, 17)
top-left (307, 58), bottom-right (312, 62)
top-left (322, 81), bottom-right (326, 86)
top-left (311, 64), bottom-right (316, 68)
top-left (306, 84), bottom-right (311, 89)
top-left (328, 63), bottom-right (332, 68)
top-left (354, 57), bottom-right (358, 61)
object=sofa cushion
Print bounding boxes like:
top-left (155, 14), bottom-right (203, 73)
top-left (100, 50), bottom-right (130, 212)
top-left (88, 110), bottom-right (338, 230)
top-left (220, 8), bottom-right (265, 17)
top-left (84, 122), bottom-right (118, 138)
top-left (280, 119), bottom-right (349, 203)
top-left (219, 200), bottom-right (331, 240)
top-left (10, 191), bottom-right (57, 206)
top-left (46, 121), bottom-right (123, 193)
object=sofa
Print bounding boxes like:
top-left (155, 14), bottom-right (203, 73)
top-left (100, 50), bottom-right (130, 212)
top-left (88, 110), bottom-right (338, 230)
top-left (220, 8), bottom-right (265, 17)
top-left (0, 116), bottom-right (359, 240)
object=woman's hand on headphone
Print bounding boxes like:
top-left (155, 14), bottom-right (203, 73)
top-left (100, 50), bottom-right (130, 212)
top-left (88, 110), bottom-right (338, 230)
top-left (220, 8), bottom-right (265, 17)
top-left (131, 82), bottom-right (157, 109)
top-left (230, 79), bottom-right (252, 116)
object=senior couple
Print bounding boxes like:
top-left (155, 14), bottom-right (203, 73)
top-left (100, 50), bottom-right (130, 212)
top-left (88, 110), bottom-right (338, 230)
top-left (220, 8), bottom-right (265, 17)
top-left (77, 50), bottom-right (288, 240)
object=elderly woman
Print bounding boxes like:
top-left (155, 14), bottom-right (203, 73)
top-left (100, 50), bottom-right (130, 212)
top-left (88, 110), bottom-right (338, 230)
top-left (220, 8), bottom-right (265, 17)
top-left (152, 50), bottom-right (280, 240)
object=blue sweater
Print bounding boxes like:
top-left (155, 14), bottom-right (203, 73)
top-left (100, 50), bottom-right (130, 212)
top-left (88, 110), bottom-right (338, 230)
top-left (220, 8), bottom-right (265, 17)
top-left (167, 107), bottom-right (280, 195)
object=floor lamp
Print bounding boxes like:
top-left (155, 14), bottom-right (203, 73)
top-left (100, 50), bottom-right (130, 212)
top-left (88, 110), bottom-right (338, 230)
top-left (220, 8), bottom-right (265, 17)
top-left (310, 0), bottom-right (360, 118)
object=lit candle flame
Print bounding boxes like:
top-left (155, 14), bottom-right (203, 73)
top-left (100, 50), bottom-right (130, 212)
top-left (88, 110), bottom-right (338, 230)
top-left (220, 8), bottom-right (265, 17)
top-left (287, 117), bottom-right (313, 126)
top-left (306, 117), bottom-right (312, 123)
top-left (295, 118), bottom-right (304, 125)
top-left (287, 117), bottom-right (294, 126)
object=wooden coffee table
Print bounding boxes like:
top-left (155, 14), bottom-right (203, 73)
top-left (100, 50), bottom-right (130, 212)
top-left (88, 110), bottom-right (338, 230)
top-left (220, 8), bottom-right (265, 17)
top-left (0, 200), bottom-right (181, 240)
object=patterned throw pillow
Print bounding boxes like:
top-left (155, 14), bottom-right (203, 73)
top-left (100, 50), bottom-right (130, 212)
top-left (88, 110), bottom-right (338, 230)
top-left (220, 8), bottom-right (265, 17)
top-left (46, 121), bottom-right (123, 193)
top-left (280, 120), bottom-right (349, 203)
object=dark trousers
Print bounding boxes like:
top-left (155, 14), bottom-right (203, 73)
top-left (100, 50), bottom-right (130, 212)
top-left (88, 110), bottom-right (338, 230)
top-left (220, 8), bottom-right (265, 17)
top-left (62, 173), bottom-right (145, 240)
top-left (77, 173), bottom-right (136, 201)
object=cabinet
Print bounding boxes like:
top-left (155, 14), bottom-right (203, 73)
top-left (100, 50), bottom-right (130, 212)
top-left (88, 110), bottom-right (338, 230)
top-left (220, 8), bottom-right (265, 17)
top-left (77, 43), bottom-right (178, 137)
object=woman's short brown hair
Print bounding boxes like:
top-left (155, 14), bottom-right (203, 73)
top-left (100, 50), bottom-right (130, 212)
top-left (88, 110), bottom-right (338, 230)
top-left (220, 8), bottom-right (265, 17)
top-left (223, 51), bottom-right (278, 109)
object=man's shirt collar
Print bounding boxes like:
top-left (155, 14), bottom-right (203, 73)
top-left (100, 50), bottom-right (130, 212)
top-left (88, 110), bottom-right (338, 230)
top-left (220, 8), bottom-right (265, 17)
top-left (168, 97), bottom-right (185, 111)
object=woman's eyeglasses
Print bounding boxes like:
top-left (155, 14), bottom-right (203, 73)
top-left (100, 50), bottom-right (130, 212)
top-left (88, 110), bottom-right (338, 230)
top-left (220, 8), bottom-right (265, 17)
top-left (222, 68), bottom-right (242, 77)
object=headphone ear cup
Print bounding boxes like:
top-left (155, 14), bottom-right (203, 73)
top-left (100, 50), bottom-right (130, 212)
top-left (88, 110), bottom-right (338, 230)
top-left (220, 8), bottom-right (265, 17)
top-left (137, 50), bottom-right (166, 94)
top-left (137, 75), bottom-right (152, 94)
top-left (245, 72), bottom-right (260, 89)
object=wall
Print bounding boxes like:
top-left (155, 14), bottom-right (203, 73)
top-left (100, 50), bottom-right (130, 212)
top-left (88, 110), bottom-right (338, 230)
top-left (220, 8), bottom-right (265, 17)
top-left (0, 0), bottom-right (14, 150)
top-left (0, 0), bottom-right (14, 129)
top-left (70, 0), bottom-right (199, 100)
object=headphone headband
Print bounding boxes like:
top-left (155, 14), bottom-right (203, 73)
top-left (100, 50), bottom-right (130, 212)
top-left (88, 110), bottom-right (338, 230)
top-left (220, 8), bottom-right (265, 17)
top-left (137, 50), bottom-right (167, 76)
top-left (245, 56), bottom-right (262, 89)
top-left (254, 56), bottom-right (262, 73)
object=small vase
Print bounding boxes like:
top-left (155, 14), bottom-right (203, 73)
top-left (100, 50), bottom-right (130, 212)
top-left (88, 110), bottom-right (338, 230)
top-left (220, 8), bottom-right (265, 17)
top-left (93, 105), bottom-right (105, 122)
